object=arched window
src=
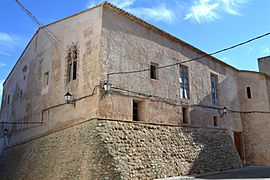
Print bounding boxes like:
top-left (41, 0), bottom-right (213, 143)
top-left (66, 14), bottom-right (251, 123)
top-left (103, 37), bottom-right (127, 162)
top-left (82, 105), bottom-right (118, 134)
top-left (67, 44), bottom-right (78, 82)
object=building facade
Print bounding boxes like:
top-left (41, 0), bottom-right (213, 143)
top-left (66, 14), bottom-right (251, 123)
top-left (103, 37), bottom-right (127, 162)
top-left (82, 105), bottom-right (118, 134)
top-left (0, 2), bottom-right (270, 165)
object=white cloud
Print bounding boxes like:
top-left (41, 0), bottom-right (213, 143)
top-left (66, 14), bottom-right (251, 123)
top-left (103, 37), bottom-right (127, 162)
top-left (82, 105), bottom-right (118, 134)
top-left (87, 0), bottom-right (135, 8)
top-left (0, 63), bottom-right (6, 67)
top-left (86, 0), bottom-right (176, 23)
top-left (185, 0), bottom-right (220, 23)
top-left (185, 0), bottom-right (248, 23)
top-left (110, 0), bottom-right (136, 8)
top-left (0, 32), bottom-right (22, 56)
top-left (127, 4), bottom-right (176, 23)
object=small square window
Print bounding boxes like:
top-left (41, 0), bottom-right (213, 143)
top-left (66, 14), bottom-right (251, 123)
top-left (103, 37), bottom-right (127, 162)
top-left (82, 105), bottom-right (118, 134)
top-left (150, 63), bottom-right (158, 80)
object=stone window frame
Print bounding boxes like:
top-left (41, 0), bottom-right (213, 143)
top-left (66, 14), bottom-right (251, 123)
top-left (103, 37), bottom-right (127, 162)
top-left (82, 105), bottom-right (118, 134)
top-left (66, 42), bottom-right (79, 83)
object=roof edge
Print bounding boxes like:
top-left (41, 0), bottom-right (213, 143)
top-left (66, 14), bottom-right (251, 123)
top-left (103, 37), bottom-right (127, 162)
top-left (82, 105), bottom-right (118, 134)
top-left (102, 2), bottom-right (238, 72)
top-left (4, 1), bottom-right (266, 85)
top-left (3, 29), bottom-right (40, 86)
top-left (3, 2), bottom-right (105, 86)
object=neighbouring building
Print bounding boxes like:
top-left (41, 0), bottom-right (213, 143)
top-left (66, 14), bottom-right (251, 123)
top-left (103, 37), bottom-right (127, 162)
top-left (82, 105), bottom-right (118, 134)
top-left (0, 2), bottom-right (270, 178)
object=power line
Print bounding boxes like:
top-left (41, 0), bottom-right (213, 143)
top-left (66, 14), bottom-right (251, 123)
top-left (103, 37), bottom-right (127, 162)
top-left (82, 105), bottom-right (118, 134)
top-left (107, 32), bottom-right (270, 78)
top-left (15, 0), bottom-right (68, 54)
top-left (111, 86), bottom-right (270, 114)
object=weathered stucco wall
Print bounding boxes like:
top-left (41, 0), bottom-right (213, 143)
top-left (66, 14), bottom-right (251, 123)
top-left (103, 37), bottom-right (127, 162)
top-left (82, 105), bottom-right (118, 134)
top-left (238, 72), bottom-right (270, 165)
top-left (0, 3), bottom-right (270, 167)
top-left (241, 113), bottom-right (270, 165)
top-left (0, 6), bottom-right (103, 146)
top-left (258, 56), bottom-right (270, 76)
top-left (0, 119), bottom-right (242, 180)
top-left (99, 6), bottom-right (242, 133)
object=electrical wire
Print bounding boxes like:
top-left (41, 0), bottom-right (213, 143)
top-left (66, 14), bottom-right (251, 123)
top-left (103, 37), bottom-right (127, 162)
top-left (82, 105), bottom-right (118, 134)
top-left (111, 86), bottom-right (270, 114)
top-left (12, 1), bottom-right (270, 118)
top-left (107, 32), bottom-right (270, 78)
top-left (15, 0), bottom-right (68, 54)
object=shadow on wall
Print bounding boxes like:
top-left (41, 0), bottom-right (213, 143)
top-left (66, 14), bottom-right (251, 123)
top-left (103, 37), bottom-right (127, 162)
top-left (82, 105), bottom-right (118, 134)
top-left (186, 77), bottom-right (243, 174)
top-left (184, 128), bottom-right (242, 175)
top-left (189, 75), bottom-right (241, 129)
top-left (0, 138), bottom-right (4, 155)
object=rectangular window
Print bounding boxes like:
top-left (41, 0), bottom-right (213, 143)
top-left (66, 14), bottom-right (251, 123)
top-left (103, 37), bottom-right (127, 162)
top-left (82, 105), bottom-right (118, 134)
top-left (213, 116), bottom-right (218, 126)
top-left (133, 101), bottom-right (139, 121)
top-left (150, 63), bottom-right (158, 79)
top-left (211, 74), bottom-right (218, 105)
top-left (73, 61), bottom-right (77, 80)
top-left (7, 95), bottom-right (10, 105)
top-left (20, 90), bottom-right (23, 100)
top-left (44, 72), bottom-right (49, 85)
top-left (68, 63), bottom-right (72, 82)
top-left (182, 107), bottom-right (188, 124)
top-left (179, 66), bottom-right (189, 99)
top-left (246, 87), bottom-right (252, 99)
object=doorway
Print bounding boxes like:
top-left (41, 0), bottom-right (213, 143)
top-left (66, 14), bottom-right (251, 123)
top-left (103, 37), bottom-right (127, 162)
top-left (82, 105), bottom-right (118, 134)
top-left (234, 132), bottom-right (243, 160)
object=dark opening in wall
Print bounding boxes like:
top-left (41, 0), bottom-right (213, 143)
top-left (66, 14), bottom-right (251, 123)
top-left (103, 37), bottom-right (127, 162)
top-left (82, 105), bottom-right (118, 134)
top-left (68, 63), bottom-right (72, 82)
top-left (7, 95), bottom-right (10, 105)
top-left (20, 90), bottom-right (23, 100)
top-left (246, 87), bottom-right (252, 99)
top-left (150, 63), bottom-right (158, 79)
top-left (211, 73), bottom-right (218, 105)
top-left (182, 107), bottom-right (188, 124)
top-left (44, 72), bottom-right (49, 86)
top-left (73, 61), bottom-right (77, 80)
top-left (213, 116), bottom-right (218, 126)
top-left (180, 65), bottom-right (189, 99)
top-left (133, 101), bottom-right (139, 121)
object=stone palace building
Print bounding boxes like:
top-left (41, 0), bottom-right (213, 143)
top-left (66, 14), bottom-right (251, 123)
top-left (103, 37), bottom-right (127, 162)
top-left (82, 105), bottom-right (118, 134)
top-left (0, 2), bottom-right (270, 179)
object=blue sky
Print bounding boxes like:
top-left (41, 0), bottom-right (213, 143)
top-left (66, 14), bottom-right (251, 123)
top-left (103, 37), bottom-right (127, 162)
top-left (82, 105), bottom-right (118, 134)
top-left (1, 0), bottom-right (270, 101)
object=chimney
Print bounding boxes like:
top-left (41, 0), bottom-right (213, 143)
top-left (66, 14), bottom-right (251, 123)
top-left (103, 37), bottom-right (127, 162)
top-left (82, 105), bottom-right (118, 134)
top-left (258, 56), bottom-right (270, 76)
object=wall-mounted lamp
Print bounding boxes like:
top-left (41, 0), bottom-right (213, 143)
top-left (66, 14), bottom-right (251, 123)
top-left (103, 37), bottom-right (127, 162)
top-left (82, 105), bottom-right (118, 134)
top-left (219, 107), bottom-right (228, 117)
top-left (103, 80), bottom-right (112, 91)
top-left (223, 107), bottom-right (228, 115)
top-left (64, 91), bottom-right (76, 104)
top-left (3, 128), bottom-right (8, 138)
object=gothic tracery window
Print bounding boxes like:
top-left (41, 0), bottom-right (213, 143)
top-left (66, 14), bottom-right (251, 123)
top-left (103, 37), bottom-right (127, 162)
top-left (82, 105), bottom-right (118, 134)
top-left (67, 44), bottom-right (78, 82)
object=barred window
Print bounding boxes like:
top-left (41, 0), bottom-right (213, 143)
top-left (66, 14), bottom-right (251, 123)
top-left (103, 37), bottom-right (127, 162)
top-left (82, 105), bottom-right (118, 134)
top-left (67, 44), bottom-right (78, 82)
top-left (211, 74), bottom-right (218, 105)
top-left (179, 65), bottom-right (189, 99)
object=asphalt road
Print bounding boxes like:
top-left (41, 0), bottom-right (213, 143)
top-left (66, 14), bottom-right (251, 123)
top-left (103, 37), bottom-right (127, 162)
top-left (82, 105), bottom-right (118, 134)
top-left (198, 166), bottom-right (270, 179)
top-left (161, 166), bottom-right (270, 180)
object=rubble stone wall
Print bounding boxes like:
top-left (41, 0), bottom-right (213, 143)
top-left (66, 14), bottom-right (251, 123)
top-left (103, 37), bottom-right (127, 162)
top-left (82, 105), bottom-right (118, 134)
top-left (0, 119), bottom-right (242, 180)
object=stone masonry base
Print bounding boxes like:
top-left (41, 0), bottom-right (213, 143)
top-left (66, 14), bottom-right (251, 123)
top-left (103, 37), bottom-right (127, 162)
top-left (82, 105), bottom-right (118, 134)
top-left (0, 119), bottom-right (242, 179)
